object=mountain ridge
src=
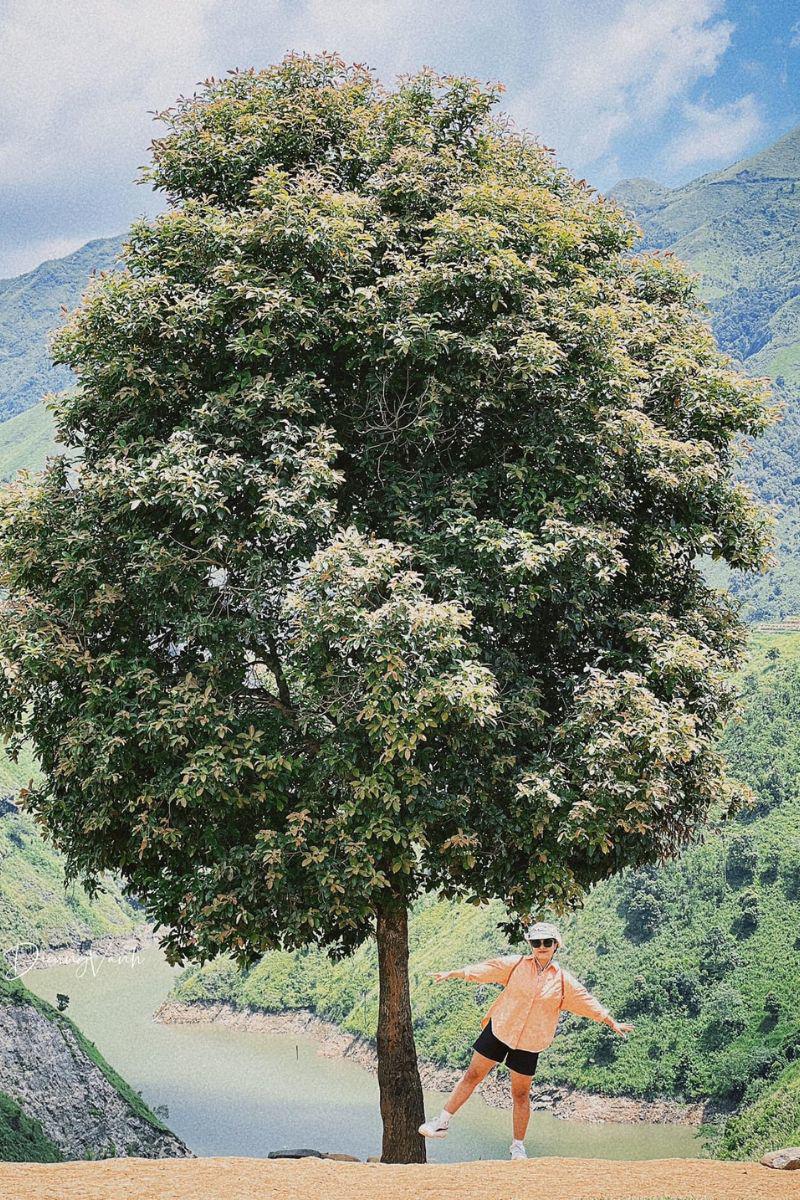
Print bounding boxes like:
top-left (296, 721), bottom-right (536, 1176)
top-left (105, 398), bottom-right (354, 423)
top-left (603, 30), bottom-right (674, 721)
top-left (612, 123), bottom-right (800, 621)
top-left (0, 235), bottom-right (123, 427)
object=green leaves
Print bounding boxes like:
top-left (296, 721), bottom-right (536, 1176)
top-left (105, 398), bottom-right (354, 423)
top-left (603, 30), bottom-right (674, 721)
top-left (284, 528), bottom-right (499, 762)
top-left (0, 52), bottom-right (774, 966)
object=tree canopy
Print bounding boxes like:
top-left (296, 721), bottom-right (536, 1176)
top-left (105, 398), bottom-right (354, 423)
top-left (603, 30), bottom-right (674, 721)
top-left (0, 54), bottom-right (774, 967)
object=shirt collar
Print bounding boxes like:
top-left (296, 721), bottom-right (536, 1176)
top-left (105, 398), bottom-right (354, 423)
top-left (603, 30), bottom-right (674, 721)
top-left (525, 954), bottom-right (558, 973)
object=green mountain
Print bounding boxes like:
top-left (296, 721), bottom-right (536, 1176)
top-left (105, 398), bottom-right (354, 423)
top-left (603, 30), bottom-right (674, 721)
top-left (0, 745), bottom-right (140, 952)
top-left (612, 125), bottom-right (800, 621)
top-left (0, 403), bottom-right (59, 483)
top-left (0, 237), bottom-right (123, 423)
top-left (170, 631), bottom-right (800, 1159)
top-left (0, 236), bottom-right (123, 479)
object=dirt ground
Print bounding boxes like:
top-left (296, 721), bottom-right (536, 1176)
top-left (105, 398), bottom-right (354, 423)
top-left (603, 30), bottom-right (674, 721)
top-left (0, 1156), bottom-right (796, 1200)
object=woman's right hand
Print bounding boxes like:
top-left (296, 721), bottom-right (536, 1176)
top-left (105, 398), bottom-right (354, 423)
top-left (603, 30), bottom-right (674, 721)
top-left (431, 970), bottom-right (456, 983)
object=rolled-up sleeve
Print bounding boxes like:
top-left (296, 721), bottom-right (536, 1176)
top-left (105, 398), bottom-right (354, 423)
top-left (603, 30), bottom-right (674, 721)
top-left (457, 955), bottom-right (520, 985)
top-left (561, 970), bottom-right (610, 1023)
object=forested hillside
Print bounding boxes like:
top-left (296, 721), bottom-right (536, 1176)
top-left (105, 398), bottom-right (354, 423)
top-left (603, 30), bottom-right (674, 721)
top-left (171, 633), bottom-right (800, 1159)
top-left (0, 237), bottom-right (123, 423)
top-left (613, 125), bottom-right (800, 620)
top-left (0, 746), bottom-right (140, 952)
top-left (0, 237), bottom-right (122, 480)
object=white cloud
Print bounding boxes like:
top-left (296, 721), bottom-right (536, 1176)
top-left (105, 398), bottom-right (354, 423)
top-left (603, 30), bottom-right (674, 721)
top-left (665, 94), bottom-right (764, 171)
top-left (0, 0), bottom-right (217, 189)
top-left (513, 0), bottom-right (734, 173)
top-left (1, 235), bottom-right (90, 280)
top-left (0, 0), bottom-right (765, 275)
top-left (0, 0), bottom-right (221, 275)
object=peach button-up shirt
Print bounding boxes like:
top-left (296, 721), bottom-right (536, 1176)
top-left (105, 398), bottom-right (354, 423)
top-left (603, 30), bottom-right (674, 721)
top-left (456, 953), bottom-right (610, 1052)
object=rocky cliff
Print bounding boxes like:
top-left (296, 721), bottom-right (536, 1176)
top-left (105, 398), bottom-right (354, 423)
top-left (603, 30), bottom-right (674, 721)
top-left (0, 978), bottom-right (190, 1161)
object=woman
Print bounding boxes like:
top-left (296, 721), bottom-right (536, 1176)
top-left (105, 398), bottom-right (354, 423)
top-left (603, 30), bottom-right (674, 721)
top-left (419, 920), bottom-right (633, 1160)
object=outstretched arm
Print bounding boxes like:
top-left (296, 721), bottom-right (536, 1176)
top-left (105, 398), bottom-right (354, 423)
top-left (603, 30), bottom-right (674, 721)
top-left (431, 955), bottom-right (521, 986)
top-left (561, 970), bottom-right (634, 1037)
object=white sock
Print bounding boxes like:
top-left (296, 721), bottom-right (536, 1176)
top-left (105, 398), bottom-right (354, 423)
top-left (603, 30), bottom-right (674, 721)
top-left (511, 1138), bottom-right (525, 1147)
top-left (438, 1109), bottom-right (452, 1126)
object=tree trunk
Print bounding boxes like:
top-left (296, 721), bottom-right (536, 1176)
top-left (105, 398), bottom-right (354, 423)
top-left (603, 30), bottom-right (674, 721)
top-left (375, 899), bottom-right (427, 1163)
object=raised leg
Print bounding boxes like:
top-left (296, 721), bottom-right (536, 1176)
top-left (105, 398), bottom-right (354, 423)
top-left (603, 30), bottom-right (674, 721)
top-left (441, 1050), bottom-right (497, 1115)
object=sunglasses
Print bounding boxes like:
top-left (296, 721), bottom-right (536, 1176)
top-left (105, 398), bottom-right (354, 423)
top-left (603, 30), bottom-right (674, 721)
top-left (528, 937), bottom-right (556, 948)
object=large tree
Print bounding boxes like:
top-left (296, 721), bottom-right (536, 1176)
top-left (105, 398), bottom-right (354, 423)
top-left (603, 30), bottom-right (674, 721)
top-left (0, 54), bottom-right (774, 1161)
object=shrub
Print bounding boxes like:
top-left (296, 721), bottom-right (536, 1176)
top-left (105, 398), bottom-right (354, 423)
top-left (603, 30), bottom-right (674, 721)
top-left (699, 927), bottom-right (742, 983)
top-left (704, 982), bottom-right (747, 1047)
top-left (733, 888), bottom-right (760, 935)
top-left (726, 834), bottom-right (758, 886)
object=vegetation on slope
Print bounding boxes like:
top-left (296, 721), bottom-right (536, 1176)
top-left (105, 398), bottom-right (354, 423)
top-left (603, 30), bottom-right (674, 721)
top-left (171, 632), bottom-right (800, 1158)
top-left (0, 744), bottom-right (139, 950)
top-left (0, 809), bottom-right (141, 952)
top-left (0, 237), bottom-right (122, 424)
top-left (613, 126), bottom-right (800, 621)
top-left (0, 237), bottom-right (123, 479)
top-left (719, 1057), bottom-right (800, 1160)
top-left (0, 1091), bottom-right (62, 1163)
top-left (0, 403), bottom-right (58, 483)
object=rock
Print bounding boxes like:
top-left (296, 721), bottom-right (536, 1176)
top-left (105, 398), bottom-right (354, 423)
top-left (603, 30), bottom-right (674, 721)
top-left (761, 1147), bottom-right (800, 1170)
top-left (267, 1149), bottom-right (326, 1159)
top-left (0, 1002), bottom-right (190, 1161)
top-left (323, 1152), bottom-right (361, 1161)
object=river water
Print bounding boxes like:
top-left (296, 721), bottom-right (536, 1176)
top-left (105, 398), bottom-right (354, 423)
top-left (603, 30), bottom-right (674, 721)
top-left (24, 947), bottom-right (699, 1163)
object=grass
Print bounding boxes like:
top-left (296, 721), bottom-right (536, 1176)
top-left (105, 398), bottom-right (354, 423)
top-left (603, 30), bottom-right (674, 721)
top-left (0, 1091), bottom-right (62, 1163)
top-left (0, 403), bottom-right (58, 482)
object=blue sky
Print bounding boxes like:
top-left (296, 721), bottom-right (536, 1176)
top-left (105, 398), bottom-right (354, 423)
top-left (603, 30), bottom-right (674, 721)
top-left (1, 0), bottom-right (797, 277)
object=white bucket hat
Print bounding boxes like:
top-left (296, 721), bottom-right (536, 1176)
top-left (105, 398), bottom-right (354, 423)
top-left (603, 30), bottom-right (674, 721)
top-left (524, 920), bottom-right (563, 947)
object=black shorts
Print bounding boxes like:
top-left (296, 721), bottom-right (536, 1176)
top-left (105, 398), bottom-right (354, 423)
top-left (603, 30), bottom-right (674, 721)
top-left (472, 1019), bottom-right (539, 1076)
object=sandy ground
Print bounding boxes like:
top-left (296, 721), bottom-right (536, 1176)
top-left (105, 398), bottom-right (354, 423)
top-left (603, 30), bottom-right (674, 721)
top-left (0, 1156), bottom-right (796, 1200)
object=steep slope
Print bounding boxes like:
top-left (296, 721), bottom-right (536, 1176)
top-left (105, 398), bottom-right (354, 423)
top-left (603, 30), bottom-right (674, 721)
top-left (169, 632), bottom-right (800, 1159)
top-left (0, 236), bottom-right (123, 478)
top-left (612, 126), bottom-right (800, 361)
top-left (612, 125), bottom-right (800, 620)
top-left (0, 971), bottom-right (190, 1161)
top-left (0, 237), bottom-right (123, 423)
top-left (0, 744), bottom-right (141, 953)
top-left (720, 1057), bottom-right (800, 1160)
top-left (0, 1091), bottom-right (61, 1163)
top-left (0, 403), bottom-right (59, 482)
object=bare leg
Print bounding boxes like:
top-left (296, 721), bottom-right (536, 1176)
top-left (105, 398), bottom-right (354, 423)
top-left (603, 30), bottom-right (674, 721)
top-left (510, 1069), bottom-right (534, 1141)
top-left (441, 1050), bottom-right (497, 1115)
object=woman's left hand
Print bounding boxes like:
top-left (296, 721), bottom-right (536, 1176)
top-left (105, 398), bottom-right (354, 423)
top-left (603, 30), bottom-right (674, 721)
top-left (607, 1019), bottom-right (634, 1037)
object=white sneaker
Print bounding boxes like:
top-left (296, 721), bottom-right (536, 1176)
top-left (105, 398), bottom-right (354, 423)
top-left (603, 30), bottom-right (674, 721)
top-left (510, 1141), bottom-right (527, 1160)
top-left (418, 1115), bottom-right (450, 1138)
